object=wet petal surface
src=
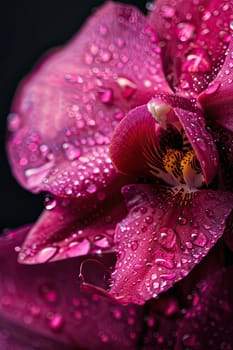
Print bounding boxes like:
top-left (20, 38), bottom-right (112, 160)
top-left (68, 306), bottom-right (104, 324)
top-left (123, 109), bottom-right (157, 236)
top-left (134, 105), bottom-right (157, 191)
top-left (149, 0), bottom-right (233, 94)
top-left (0, 226), bottom-right (143, 349)
top-left (175, 267), bottom-right (233, 350)
top-left (18, 188), bottom-right (127, 264)
top-left (110, 184), bottom-right (233, 304)
top-left (198, 38), bottom-right (233, 132)
top-left (7, 2), bottom-right (170, 198)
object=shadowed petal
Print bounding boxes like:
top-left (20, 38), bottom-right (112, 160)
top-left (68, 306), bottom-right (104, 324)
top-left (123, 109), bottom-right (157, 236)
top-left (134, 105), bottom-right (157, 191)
top-left (18, 188), bottom-right (127, 264)
top-left (7, 2), bottom-right (170, 198)
top-left (175, 267), bottom-right (233, 350)
top-left (109, 184), bottom-right (233, 304)
top-left (198, 38), bottom-right (233, 132)
top-left (0, 226), bottom-right (143, 350)
top-left (148, 0), bottom-right (233, 94)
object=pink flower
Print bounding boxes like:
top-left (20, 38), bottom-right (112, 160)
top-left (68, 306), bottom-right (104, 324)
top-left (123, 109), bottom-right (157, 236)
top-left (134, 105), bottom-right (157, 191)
top-left (3, 0), bottom-right (233, 347)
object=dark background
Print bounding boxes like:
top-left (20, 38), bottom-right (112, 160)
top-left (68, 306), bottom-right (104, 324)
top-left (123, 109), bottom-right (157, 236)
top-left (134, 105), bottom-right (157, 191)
top-left (0, 0), bottom-right (148, 230)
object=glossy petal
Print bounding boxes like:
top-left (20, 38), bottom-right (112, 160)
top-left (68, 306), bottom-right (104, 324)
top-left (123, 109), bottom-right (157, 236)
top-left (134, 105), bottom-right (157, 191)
top-left (175, 267), bottom-right (233, 350)
top-left (7, 2), bottom-right (170, 198)
top-left (110, 184), bottom-right (233, 304)
top-left (0, 226), bottom-right (143, 350)
top-left (18, 188), bottom-right (127, 264)
top-left (149, 0), bottom-right (233, 94)
top-left (110, 95), bottom-right (218, 185)
top-left (198, 38), bottom-right (233, 132)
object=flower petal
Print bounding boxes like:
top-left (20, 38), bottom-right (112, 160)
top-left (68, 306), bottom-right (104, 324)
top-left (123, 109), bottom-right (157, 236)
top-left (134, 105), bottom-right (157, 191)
top-left (7, 2), bottom-right (170, 198)
top-left (18, 188), bottom-right (127, 264)
top-left (109, 184), bottom-right (233, 304)
top-left (0, 226), bottom-right (143, 349)
top-left (110, 95), bottom-right (218, 185)
top-left (198, 38), bottom-right (233, 132)
top-left (149, 0), bottom-right (233, 93)
top-left (175, 267), bottom-right (233, 350)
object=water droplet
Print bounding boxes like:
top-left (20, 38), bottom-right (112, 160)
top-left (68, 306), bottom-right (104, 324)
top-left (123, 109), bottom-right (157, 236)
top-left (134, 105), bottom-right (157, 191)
top-left (25, 161), bottom-right (54, 189)
top-left (39, 283), bottom-right (58, 303)
top-left (8, 113), bottom-right (21, 132)
top-left (117, 76), bottom-right (137, 99)
top-left (86, 183), bottom-right (97, 194)
top-left (160, 273), bottom-right (176, 280)
top-left (159, 228), bottom-right (176, 249)
top-left (177, 22), bottom-right (195, 42)
top-left (161, 5), bottom-right (175, 18)
top-left (35, 246), bottom-right (58, 263)
top-left (99, 49), bottom-right (112, 63)
top-left (155, 257), bottom-right (174, 269)
top-left (100, 333), bottom-right (109, 343)
top-left (196, 137), bottom-right (207, 151)
top-left (230, 21), bottom-right (233, 31)
top-left (44, 194), bottom-right (57, 210)
top-left (49, 313), bottom-right (63, 331)
top-left (182, 48), bottom-right (211, 73)
top-left (62, 142), bottom-right (81, 161)
top-left (192, 232), bottom-right (208, 247)
top-left (145, 216), bottom-right (153, 224)
top-left (67, 239), bottom-right (91, 257)
top-left (94, 236), bottom-right (110, 248)
top-left (179, 216), bottom-right (187, 225)
top-left (112, 308), bottom-right (122, 320)
top-left (99, 88), bottom-right (113, 104)
top-left (204, 81), bottom-right (220, 95)
top-left (131, 240), bottom-right (139, 251)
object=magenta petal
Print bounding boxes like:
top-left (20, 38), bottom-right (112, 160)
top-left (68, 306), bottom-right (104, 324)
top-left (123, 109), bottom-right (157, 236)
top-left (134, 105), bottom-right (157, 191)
top-left (149, 0), bottom-right (233, 93)
top-left (110, 184), bottom-right (233, 304)
top-left (175, 267), bottom-right (233, 350)
top-left (18, 188), bottom-right (127, 264)
top-left (0, 226), bottom-right (143, 349)
top-left (7, 2), bottom-right (170, 197)
top-left (173, 106), bottom-right (218, 185)
top-left (198, 38), bottom-right (233, 132)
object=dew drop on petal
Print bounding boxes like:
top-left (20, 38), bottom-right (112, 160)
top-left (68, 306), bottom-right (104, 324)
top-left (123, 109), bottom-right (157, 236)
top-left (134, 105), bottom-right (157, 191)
top-left (182, 48), bottom-right (211, 73)
top-left (159, 228), bottom-right (176, 249)
top-left (44, 194), bottom-right (57, 210)
top-left (35, 246), bottom-right (58, 263)
top-left (39, 283), bottom-right (58, 303)
top-left (116, 76), bottom-right (137, 99)
top-left (192, 232), bottom-right (208, 247)
top-left (177, 22), bottom-right (195, 42)
top-left (99, 88), bottom-right (113, 104)
top-left (204, 81), bottom-right (220, 95)
top-left (8, 113), bottom-right (21, 132)
top-left (48, 313), bottom-right (63, 331)
top-left (67, 239), bottom-right (91, 257)
top-left (86, 183), bottom-right (97, 194)
top-left (161, 5), bottom-right (175, 18)
top-left (62, 142), bottom-right (81, 161)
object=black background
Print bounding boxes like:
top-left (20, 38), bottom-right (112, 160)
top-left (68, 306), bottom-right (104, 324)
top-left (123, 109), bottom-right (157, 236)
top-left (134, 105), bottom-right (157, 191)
top-left (0, 0), bottom-right (148, 230)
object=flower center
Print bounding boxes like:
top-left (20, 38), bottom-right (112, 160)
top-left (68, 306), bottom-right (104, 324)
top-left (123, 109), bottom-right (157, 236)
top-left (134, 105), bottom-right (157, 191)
top-left (146, 101), bottom-right (204, 191)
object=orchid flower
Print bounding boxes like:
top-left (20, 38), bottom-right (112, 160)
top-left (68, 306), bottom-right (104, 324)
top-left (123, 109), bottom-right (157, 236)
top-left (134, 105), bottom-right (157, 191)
top-left (3, 0), bottom-right (233, 347)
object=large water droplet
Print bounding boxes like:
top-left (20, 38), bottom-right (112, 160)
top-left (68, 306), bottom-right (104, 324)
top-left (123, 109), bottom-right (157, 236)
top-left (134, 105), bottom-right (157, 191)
top-left (192, 232), bottom-right (208, 247)
top-left (25, 161), bottom-right (54, 189)
top-left (39, 283), bottom-right (58, 303)
top-left (86, 183), bottom-right (97, 194)
top-left (49, 313), bottom-right (63, 331)
top-left (99, 88), bottom-right (113, 104)
top-left (62, 142), bottom-right (81, 161)
top-left (117, 76), bottom-right (137, 99)
top-left (8, 113), bottom-right (21, 132)
top-left (161, 5), bottom-right (175, 18)
top-left (177, 22), bottom-right (195, 42)
top-left (44, 194), bottom-right (57, 210)
top-left (182, 48), bottom-right (211, 73)
top-left (66, 239), bottom-right (91, 257)
top-left (159, 228), bottom-right (176, 249)
top-left (35, 246), bottom-right (58, 263)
